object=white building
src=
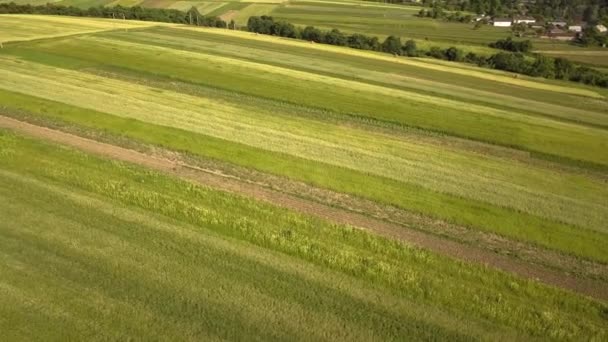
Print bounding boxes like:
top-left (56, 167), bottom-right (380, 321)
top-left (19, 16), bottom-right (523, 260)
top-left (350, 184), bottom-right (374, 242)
top-left (596, 24), bottom-right (607, 33)
top-left (549, 20), bottom-right (567, 27)
top-left (493, 18), bottom-right (512, 27)
top-left (514, 17), bottom-right (536, 24)
top-left (568, 25), bottom-right (583, 33)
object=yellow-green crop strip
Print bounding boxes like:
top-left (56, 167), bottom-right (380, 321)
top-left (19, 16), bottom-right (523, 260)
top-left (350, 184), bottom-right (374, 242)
top-left (0, 14), bottom-right (168, 43)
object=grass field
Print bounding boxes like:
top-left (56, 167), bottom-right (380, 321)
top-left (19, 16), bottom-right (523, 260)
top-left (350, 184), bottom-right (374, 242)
top-left (0, 14), bottom-right (167, 42)
top-left (6, 0), bottom-right (606, 67)
top-left (1, 22), bottom-right (607, 263)
top-left (1, 130), bottom-right (607, 340)
top-left (1, 15), bottom-right (608, 339)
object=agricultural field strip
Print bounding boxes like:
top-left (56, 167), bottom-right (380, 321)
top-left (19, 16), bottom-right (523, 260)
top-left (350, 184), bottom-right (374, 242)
top-left (234, 4), bottom-right (278, 25)
top-left (196, 1), bottom-right (229, 14)
top-left (0, 14), bottom-right (167, 42)
top-left (0, 173), bottom-right (495, 340)
top-left (4, 133), bottom-right (608, 340)
top-left (70, 35), bottom-right (608, 128)
top-left (40, 34), bottom-right (608, 168)
top-left (289, 0), bottom-right (422, 10)
top-left (6, 81), bottom-right (608, 264)
top-left (2, 113), bottom-right (608, 283)
top-left (143, 27), bottom-right (608, 113)
top-left (124, 29), bottom-right (608, 126)
top-left (108, 0), bottom-right (143, 6)
top-left (1, 56), bottom-right (607, 234)
top-left (271, 4), bottom-right (510, 44)
top-left (174, 26), bottom-right (603, 99)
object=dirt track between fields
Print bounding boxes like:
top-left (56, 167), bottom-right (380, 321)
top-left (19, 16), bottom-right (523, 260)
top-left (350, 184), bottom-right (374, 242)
top-left (1, 115), bottom-right (607, 302)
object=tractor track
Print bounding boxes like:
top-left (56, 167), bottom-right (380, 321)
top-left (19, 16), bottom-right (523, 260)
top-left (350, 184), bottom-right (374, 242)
top-left (1, 115), bottom-right (606, 302)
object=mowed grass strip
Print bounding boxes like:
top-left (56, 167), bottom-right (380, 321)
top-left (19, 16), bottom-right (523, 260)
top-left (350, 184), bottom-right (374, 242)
top-left (2, 88), bottom-right (608, 263)
top-left (111, 27), bottom-right (608, 129)
top-left (5, 35), bottom-right (608, 170)
top-left (0, 130), bottom-right (607, 340)
top-left (173, 25), bottom-right (604, 99)
top-left (0, 14), bottom-right (165, 42)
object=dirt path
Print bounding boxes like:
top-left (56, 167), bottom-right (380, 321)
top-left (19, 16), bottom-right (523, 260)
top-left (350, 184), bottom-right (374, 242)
top-left (1, 115), bottom-right (606, 302)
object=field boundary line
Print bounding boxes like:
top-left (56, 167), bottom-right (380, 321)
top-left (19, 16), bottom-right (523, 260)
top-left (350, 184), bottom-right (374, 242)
top-left (0, 114), bottom-right (606, 302)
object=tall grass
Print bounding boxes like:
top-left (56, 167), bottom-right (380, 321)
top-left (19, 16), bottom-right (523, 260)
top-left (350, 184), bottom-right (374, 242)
top-left (1, 130), bottom-right (607, 340)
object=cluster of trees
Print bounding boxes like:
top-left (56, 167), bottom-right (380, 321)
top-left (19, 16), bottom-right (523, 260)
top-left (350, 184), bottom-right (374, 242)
top-left (382, 40), bottom-right (608, 87)
top-left (0, 2), bottom-right (227, 27)
top-left (578, 26), bottom-right (608, 46)
top-left (418, 0), bottom-right (608, 24)
top-left (460, 51), bottom-right (607, 86)
top-left (247, 16), bottom-right (387, 51)
top-left (489, 37), bottom-right (533, 52)
top-left (247, 15), bottom-right (607, 87)
top-left (417, 7), bottom-right (473, 22)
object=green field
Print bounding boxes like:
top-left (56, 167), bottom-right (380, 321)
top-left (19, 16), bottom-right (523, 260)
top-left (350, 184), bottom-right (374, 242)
top-left (0, 14), bottom-right (167, 42)
top-left (1, 22), bottom-right (608, 262)
top-left (1, 15), bottom-right (608, 339)
top-left (1, 131), bottom-right (607, 340)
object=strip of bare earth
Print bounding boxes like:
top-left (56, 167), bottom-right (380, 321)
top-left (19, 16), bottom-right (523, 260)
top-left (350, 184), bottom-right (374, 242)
top-left (0, 114), bottom-right (606, 302)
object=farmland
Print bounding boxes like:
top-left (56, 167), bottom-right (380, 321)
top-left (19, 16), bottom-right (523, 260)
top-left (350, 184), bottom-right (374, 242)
top-left (5, 0), bottom-right (607, 66)
top-left (0, 14), bottom-right (608, 339)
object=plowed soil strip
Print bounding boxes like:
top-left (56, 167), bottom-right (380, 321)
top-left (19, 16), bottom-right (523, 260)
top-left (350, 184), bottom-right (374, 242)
top-left (1, 115), bottom-right (606, 302)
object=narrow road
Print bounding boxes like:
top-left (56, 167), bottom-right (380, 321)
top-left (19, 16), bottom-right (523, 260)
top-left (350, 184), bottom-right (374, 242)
top-left (1, 115), bottom-right (606, 302)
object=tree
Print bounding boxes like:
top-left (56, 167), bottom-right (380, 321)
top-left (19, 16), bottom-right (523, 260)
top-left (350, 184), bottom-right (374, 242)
top-left (403, 39), bottom-right (417, 57)
top-left (444, 47), bottom-right (463, 61)
top-left (529, 55), bottom-right (555, 78)
top-left (324, 29), bottom-right (347, 46)
top-left (381, 35), bottom-right (402, 55)
top-left (554, 57), bottom-right (574, 79)
top-left (301, 26), bottom-right (324, 42)
top-left (511, 22), bottom-right (527, 37)
top-left (427, 46), bottom-right (445, 59)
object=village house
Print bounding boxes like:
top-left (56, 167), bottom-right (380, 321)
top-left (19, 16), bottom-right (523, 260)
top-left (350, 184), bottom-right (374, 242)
top-left (549, 20), bottom-right (567, 28)
top-left (541, 28), bottom-right (576, 41)
top-left (493, 18), bottom-right (512, 27)
top-left (568, 24), bottom-right (583, 33)
top-left (514, 16), bottom-right (536, 24)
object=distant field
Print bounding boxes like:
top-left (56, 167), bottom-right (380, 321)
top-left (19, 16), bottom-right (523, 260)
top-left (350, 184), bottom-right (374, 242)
top-left (8, 0), bottom-right (604, 63)
top-left (0, 14), bottom-right (166, 42)
top-left (268, 0), bottom-right (507, 54)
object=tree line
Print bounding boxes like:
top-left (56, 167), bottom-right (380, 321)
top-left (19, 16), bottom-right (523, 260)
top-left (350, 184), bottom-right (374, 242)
top-left (247, 16), bottom-right (608, 87)
top-left (418, 0), bottom-right (608, 24)
top-left (0, 2), bottom-right (227, 27)
top-left (489, 37), bottom-right (533, 53)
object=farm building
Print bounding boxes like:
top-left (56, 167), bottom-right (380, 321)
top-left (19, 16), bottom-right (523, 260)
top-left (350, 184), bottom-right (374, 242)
top-left (568, 25), bottom-right (583, 32)
top-left (549, 20), bottom-right (567, 28)
top-left (514, 17), bottom-right (536, 24)
top-left (493, 18), bottom-right (512, 27)
top-left (541, 28), bottom-right (576, 41)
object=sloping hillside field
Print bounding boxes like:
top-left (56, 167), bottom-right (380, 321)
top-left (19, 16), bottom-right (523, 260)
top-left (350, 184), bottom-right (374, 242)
top-left (1, 16), bottom-right (607, 340)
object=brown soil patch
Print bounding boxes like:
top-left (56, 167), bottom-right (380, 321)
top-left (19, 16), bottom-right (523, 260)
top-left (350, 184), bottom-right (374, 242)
top-left (1, 115), bottom-right (607, 302)
top-left (219, 10), bottom-right (239, 22)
